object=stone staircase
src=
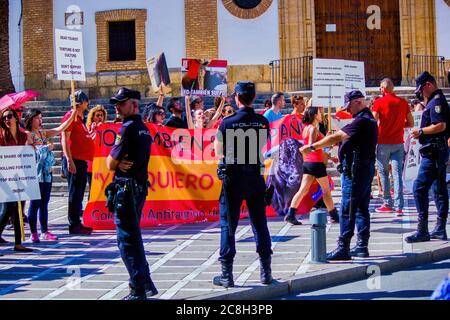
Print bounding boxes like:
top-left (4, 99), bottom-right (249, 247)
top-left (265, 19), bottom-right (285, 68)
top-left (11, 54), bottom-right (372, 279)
top-left (23, 88), bottom-right (450, 195)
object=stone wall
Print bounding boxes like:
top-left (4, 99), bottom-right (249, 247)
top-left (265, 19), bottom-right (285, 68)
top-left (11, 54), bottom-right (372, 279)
top-left (34, 64), bottom-right (272, 101)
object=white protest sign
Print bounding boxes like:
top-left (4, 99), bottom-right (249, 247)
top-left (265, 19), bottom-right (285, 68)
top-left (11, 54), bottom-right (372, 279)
top-left (313, 59), bottom-right (366, 107)
top-left (402, 111), bottom-right (423, 194)
top-left (0, 146), bottom-right (40, 203)
top-left (55, 29), bottom-right (86, 81)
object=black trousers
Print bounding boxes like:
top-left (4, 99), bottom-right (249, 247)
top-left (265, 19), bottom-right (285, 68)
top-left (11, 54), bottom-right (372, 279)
top-left (0, 202), bottom-right (26, 245)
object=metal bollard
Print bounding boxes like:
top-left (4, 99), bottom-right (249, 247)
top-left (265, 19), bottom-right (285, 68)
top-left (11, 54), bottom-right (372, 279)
top-left (309, 209), bottom-right (328, 264)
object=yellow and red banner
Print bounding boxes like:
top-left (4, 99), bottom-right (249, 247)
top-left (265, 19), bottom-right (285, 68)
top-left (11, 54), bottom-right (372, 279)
top-left (84, 115), bottom-right (330, 230)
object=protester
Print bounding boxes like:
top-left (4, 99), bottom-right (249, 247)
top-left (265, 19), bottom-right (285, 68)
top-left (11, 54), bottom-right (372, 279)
top-left (60, 90), bottom-right (95, 235)
top-left (190, 96), bottom-right (204, 111)
top-left (301, 90), bottom-right (378, 260)
top-left (106, 87), bottom-right (158, 300)
top-left (263, 92), bottom-right (285, 123)
top-left (291, 95), bottom-right (306, 117)
top-left (284, 107), bottom-right (339, 225)
top-left (260, 99), bottom-right (272, 115)
top-left (222, 104), bottom-right (235, 118)
top-left (372, 78), bottom-right (414, 216)
top-left (0, 107), bottom-right (33, 252)
top-left (24, 109), bottom-right (77, 242)
top-left (85, 105), bottom-right (107, 191)
top-left (143, 103), bottom-right (166, 125)
top-left (185, 96), bottom-right (225, 129)
top-left (163, 97), bottom-right (188, 129)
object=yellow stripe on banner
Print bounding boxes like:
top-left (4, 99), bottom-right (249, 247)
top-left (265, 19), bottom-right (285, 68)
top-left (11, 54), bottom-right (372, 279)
top-left (89, 156), bottom-right (222, 202)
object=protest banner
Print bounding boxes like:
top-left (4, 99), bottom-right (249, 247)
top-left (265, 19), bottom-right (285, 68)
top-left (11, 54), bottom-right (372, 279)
top-left (403, 112), bottom-right (423, 194)
top-left (0, 146), bottom-right (40, 240)
top-left (84, 116), bottom-right (330, 230)
top-left (147, 53), bottom-right (171, 92)
top-left (55, 28), bottom-right (86, 120)
top-left (181, 59), bottom-right (228, 97)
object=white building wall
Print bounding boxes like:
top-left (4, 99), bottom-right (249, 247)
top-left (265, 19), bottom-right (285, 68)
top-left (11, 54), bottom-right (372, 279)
top-left (217, 0), bottom-right (280, 65)
top-left (53, 0), bottom-right (186, 72)
top-left (436, 0), bottom-right (450, 59)
top-left (9, 0), bottom-right (24, 91)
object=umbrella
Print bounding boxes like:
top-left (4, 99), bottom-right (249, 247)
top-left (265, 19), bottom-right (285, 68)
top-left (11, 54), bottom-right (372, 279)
top-left (0, 90), bottom-right (40, 112)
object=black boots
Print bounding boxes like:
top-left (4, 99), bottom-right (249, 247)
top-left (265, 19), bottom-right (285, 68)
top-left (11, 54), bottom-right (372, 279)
top-left (260, 256), bottom-right (273, 285)
top-left (327, 238), bottom-right (351, 261)
top-left (430, 218), bottom-right (448, 240)
top-left (284, 208), bottom-right (302, 225)
top-left (328, 208), bottom-right (339, 223)
top-left (144, 279), bottom-right (158, 297)
top-left (213, 261), bottom-right (234, 288)
top-left (349, 238), bottom-right (369, 258)
top-left (123, 285), bottom-right (147, 300)
top-left (405, 218), bottom-right (431, 243)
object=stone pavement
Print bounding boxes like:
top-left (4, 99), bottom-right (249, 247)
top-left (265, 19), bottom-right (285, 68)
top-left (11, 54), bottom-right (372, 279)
top-left (0, 190), bottom-right (449, 300)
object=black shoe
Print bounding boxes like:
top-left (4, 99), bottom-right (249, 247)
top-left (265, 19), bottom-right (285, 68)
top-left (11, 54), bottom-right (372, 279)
top-left (144, 280), bottom-right (158, 297)
top-left (284, 214), bottom-right (302, 226)
top-left (260, 257), bottom-right (273, 285)
top-left (327, 238), bottom-right (351, 261)
top-left (122, 293), bottom-right (147, 300)
top-left (328, 208), bottom-right (339, 223)
top-left (405, 231), bottom-right (431, 243)
top-left (69, 225), bottom-right (93, 235)
top-left (14, 245), bottom-right (33, 253)
top-left (213, 262), bottom-right (234, 288)
top-left (430, 219), bottom-right (448, 240)
top-left (349, 246), bottom-right (369, 258)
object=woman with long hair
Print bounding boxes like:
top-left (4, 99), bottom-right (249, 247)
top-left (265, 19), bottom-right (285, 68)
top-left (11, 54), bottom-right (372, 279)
top-left (185, 96), bottom-right (225, 129)
top-left (284, 107), bottom-right (339, 225)
top-left (23, 109), bottom-right (77, 243)
top-left (143, 103), bottom-right (166, 125)
top-left (0, 108), bottom-right (34, 251)
top-left (86, 105), bottom-right (107, 133)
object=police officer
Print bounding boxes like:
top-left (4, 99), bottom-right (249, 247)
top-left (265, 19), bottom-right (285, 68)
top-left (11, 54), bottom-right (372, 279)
top-left (106, 87), bottom-right (158, 300)
top-left (406, 72), bottom-right (449, 243)
top-left (301, 90), bottom-right (378, 260)
top-left (213, 81), bottom-right (273, 287)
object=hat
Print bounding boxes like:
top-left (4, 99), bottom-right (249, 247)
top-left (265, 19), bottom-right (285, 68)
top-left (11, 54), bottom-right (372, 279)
top-left (233, 81), bottom-right (256, 96)
top-left (344, 90), bottom-right (365, 109)
top-left (415, 71), bottom-right (436, 94)
top-left (110, 87), bottom-right (141, 104)
top-left (70, 90), bottom-right (89, 105)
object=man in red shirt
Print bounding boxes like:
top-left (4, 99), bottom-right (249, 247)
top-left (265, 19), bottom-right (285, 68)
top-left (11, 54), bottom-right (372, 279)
top-left (372, 78), bottom-right (414, 215)
top-left (61, 91), bottom-right (95, 235)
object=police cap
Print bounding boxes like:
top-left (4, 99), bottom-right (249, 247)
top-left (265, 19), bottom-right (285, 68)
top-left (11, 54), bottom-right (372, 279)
top-left (415, 71), bottom-right (436, 94)
top-left (233, 81), bottom-right (256, 96)
top-left (344, 90), bottom-right (365, 109)
top-left (110, 87), bottom-right (141, 104)
top-left (70, 90), bottom-right (89, 105)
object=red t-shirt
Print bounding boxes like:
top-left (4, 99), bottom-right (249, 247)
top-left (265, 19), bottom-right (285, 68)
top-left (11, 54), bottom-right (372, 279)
top-left (61, 111), bottom-right (95, 161)
top-left (372, 93), bottom-right (410, 144)
top-left (302, 125), bottom-right (324, 163)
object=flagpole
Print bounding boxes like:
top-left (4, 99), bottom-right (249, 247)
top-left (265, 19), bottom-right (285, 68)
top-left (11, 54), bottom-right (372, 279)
top-left (18, 201), bottom-right (25, 242)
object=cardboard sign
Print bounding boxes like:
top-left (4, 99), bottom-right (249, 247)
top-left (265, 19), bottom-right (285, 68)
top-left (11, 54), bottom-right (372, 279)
top-left (181, 59), bottom-right (227, 97)
top-left (312, 59), bottom-right (366, 107)
top-left (147, 53), bottom-right (171, 92)
top-left (402, 112), bottom-right (423, 194)
top-left (0, 146), bottom-right (40, 203)
top-left (55, 29), bottom-right (86, 81)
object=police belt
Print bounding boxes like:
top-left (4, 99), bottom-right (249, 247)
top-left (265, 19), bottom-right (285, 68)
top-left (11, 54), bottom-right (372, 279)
top-left (419, 137), bottom-right (447, 157)
top-left (337, 158), bottom-right (374, 175)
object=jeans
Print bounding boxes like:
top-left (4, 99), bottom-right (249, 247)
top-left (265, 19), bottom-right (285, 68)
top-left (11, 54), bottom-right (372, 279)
top-left (413, 148), bottom-right (449, 222)
top-left (28, 180), bottom-right (52, 234)
top-left (64, 157), bottom-right (88, 229)
top-left (114, 180), bottom-right (151, 294)
top-left (339, 161), bottom-right (375, 243)
top-left (0, 201), bottom-right (26, 245)
top-left (219, 172), bottom-right (272, 263)
top-left (376, 144), bottom-right (404, 210)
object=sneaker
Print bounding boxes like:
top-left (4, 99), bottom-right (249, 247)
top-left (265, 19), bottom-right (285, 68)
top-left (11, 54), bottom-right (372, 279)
top-left (41, 231), bottom-right (58, 241)
top-left (69, 225), bottom-right (93, 235)
top-left (395, 209), bottom-right (403, 217)
top-left (375, 205), bottom-right (394, 213)
top-left (284, 214), bottom-right (302, 225)
top-left (30, 233), bottom-right (40, 243)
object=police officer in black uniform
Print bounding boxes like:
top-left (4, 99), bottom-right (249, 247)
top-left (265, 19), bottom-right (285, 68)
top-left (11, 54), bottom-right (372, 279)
top-left (213, 81), bottom-right (273, 288)
top-left (301, 90), bottom-right (378, 260)
top-left (106, 87), bottom-right (158, 300)
top-left (406, 72), bottom-right (449, 243)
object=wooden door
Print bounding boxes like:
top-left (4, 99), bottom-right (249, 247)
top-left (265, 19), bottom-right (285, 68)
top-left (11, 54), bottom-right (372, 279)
top-left (315, 0), bottom-right (402, 86)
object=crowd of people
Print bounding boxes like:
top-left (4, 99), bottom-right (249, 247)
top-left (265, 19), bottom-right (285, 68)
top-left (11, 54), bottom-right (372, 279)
top-left (0, 71), bottom-right (449, 300)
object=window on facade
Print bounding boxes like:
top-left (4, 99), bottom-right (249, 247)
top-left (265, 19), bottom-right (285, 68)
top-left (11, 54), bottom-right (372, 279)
top-left (108, 21), bottom-right (136, 61)
top-left (233, 0), bottom-right (262, 9)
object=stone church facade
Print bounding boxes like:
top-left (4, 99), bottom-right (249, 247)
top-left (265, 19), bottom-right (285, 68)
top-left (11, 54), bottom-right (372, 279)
top-left (8, 0), bottom-right (450, 100)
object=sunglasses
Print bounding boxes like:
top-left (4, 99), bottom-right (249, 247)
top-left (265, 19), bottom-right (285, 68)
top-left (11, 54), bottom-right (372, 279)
top-left (224, 110), bottom-right (234, 115)
top-left (157, 111), bottom-right (166, 116)
top-left (2, 114), bottom-right (14, 121)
